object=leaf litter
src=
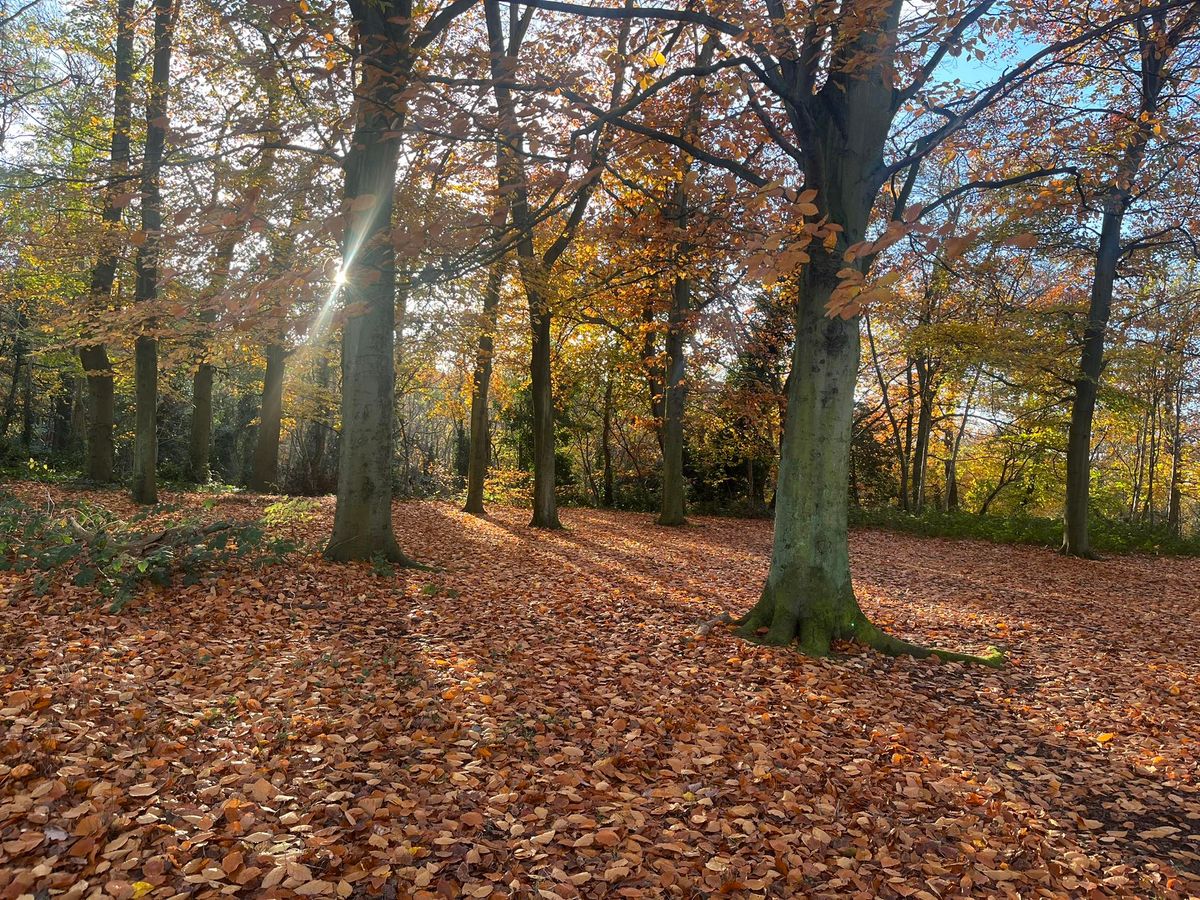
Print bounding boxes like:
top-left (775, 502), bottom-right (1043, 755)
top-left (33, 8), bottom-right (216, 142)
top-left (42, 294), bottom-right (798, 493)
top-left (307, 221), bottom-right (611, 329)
top-left (0, 485), bottom-right (1197, 898)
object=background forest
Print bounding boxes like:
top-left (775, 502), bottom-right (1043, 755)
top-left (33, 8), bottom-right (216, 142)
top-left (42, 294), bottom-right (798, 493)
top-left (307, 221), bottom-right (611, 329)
top-left (4, 2), bottom-right (1200, 897)
top-left (1, 0), bottom-right (1199, 555)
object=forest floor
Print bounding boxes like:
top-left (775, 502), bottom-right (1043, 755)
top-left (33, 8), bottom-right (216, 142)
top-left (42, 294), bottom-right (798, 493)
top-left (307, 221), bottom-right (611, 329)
top-left (0, 484), bottom-right (1197, 899)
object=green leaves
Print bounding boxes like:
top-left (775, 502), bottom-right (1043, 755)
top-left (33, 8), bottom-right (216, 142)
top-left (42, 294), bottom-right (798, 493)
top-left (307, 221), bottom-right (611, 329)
top-left (0, 491), bottom-right (298, 613)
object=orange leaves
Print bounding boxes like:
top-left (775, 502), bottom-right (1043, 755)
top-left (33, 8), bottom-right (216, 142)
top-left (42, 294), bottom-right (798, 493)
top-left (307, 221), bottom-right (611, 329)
top-left (825, 269), bottom-right (901, 319)
top-left (1, 485), bottom-right (1198, 898)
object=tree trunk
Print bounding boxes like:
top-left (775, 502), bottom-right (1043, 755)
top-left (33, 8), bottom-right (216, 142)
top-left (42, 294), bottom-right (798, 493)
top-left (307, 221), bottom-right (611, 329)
top-left (79, 0), bottom-right (133, 483)
top-left (2, 322), bottom-right (26, 438)
top-left (1061, 5), bottom-right (1185, 551)
top-left (1168, 375), bottom-right (1183, 534)
top-left (657, 275), bottom-right (688, 525)
top-left (1062, 195), bottom-right (1123, 556)
top-left (484, 0), bottom-right (625, 527)
top-left (484, 0), bottom-right (560, 527)
top-left (641, 304), bottom-right (665, 452)
top-left (864, 313), bottom-right (908, 510)
top-left (1144, 389), bottom-right (1159, 526)
top-left (734, 252), bottom-right (871, 654)
top-left (733, 0), bottom-right (998, 665)
top-left (21, 363), bottom-right (33, 448)
top-left (602, 364), bottom-right (614, 507)
top-left (325, 0), bottom-right (411, 563)
top-left (464, 257), bottom-right (504, 515)
top-left (945, 370), bottom-right (977, 511)
top-left (51, 375), bottom-right (74, 454)
top-left (911, 358), bottom-right (935, 512)
top-left (250, 343), bottom-right (286, 491)
top-left (526, 284), bottom-right (561, 527)
top-left (80, 346), bottom-right (115, 481)
top-left (189, 362), bottom-right (214, 482)
top-left (130, 0), bottom-right (173, 505)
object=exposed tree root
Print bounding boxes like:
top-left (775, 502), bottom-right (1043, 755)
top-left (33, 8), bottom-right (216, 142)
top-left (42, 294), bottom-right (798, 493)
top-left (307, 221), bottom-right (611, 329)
top-left (725, 593), bottom-right (1005, 667)
top-left (1060, 544), bottom-right (1104, 561)
top-left (853, 617), bottom-right (1005, 667)
top-left (696, 611), bottom-right (735, 636)
top-left (323, 535), bottom-right (427, 569)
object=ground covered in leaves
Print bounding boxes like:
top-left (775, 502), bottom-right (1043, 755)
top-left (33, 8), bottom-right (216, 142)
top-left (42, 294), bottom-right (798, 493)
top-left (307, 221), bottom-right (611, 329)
top-left (1, 485), bottom-right (1197, 899)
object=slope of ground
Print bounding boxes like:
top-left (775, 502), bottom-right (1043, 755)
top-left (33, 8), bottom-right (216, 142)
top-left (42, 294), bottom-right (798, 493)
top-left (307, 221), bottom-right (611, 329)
top-left (0, 485), bottom-right (1197, 898)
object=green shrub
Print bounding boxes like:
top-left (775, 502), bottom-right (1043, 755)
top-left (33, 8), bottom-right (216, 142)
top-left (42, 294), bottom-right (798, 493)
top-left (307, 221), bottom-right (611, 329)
top-left (850, 506), bottom-right (1200, 556)
top-left (0, 492), bottom-right (297, 612)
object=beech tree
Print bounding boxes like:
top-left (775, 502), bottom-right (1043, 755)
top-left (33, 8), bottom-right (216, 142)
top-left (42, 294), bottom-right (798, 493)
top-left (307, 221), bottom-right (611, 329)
top-left (325, 0), bottom-right (474, 561)
top-left (1060, 0), bottom-right (1200, 557)
top-left (131, 0), bottom-right (174, 505)
top-left (78, 0), bottom-right (133, 484)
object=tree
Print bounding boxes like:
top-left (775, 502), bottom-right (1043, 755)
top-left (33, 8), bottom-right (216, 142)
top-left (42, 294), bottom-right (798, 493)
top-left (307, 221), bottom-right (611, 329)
top-left (464, 251), bottom-right (506, 515)
top-left (325, 0), bottom-right (473, 561)
top-left (131, 0), bottom-right (174, 505)
top-left (1061, 0), bottom-right (1200, 556)
top-left (78, 0), bottom-right (134, 484)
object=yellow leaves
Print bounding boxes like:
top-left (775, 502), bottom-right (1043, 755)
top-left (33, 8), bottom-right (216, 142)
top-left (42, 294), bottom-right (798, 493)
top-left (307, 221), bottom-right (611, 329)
top-left (131, 883), bottom-right (153, 899)
top-left (1096, 732), bottom-right (1116, 744)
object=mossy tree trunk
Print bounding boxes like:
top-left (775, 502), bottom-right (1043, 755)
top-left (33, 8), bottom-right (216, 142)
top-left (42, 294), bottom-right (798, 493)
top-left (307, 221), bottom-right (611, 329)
top-left (729, 0), bottom-right (999, 665)
top-left (130, 0), bottom-right (173, 506)
top-left (734, 249), bottom-right (866, 655)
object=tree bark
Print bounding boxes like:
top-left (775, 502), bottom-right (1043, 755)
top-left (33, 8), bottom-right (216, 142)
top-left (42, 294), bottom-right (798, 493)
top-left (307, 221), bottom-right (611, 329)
top-left (484, 2), bottom-right (560, 527)
top-left (249, 343), bottom-right (286, 491)
top-left (325, 0), bottom-right (411, 563)
top-left (188, 235), bottom-right (237, 484)
top-left (657, 274), bottom-right (688, 525)
top-left (911, 357), bottom-right (936, 512)
top-left (21, 363), bottom-right (33, 447)
top-left (1062, 194), bottom-right (1123, 556)
top-left (1060, 5), bottom-right (1193, 554)
top-left (1168, 374), bottom-right (1183, 534)
top-left (602, 363), bottom-right (614, 507)
top-left (864, 313), bottom-right (908, 509)
top-left (732, 0), bottom-right (999, 666)
top-left (484, 0), bottom-right (626, 527)
top-left (464, 257), bottom-right (504, 515)
top-left (189, 362), bottom-right (214, 482)
top-left (2, 318), bottom-right (26, 439)
top-left (130, 0), bottom-right (173, 505)
top-left (79, 0), bottom-right (133, 483)
top-left (526, 284), bottom-right (561, 527)
top-left (655, 39), bottom-right (711, 527)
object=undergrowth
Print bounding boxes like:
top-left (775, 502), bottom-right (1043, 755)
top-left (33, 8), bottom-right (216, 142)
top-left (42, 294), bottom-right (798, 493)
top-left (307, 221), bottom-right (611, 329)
top-left (851, 506), bottom-right (1200, 556)
top-left (0, 492), bottom-right (298, 611)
